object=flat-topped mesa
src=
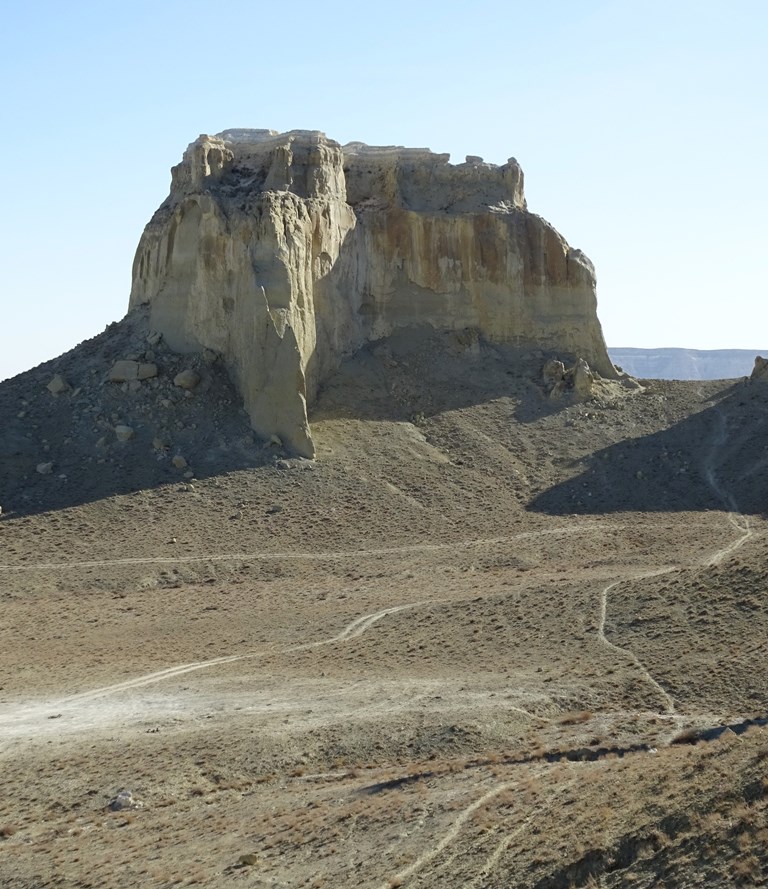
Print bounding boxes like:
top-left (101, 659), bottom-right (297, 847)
top-left (341, 142), bottom-right (526, 212)
top-left (170, 129), bottom-right (347, 200)
top-left (130, 128), bottom-right (616, 457)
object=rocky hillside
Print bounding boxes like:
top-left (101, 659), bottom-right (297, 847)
top-left (2, 324), bottom-right (768, 888)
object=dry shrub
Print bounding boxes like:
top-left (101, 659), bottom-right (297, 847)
top-left (558, 710), bottom-right (593, 725)
top-left (733, 855), bottom-right (761, 879)
top-left (670, 728), bottom-right (699, 745)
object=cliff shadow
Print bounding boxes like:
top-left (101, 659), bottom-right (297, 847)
top-left (310, 325), bottom-right (576, 426)
top-left (0, 314), bottom-right (280, 519)
top-left (527, 381), bottom-right (768, 518)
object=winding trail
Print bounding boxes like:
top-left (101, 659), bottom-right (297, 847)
top-left (284, 602), bottom-right (429, 651)
top-left (0, 602), bottom-right (429, 732)
top-left (3, 395), bottom-right (763, 887)
top-left (0, 525), bottom-right (605, 739)
top-left (596, 570), bottom-right (677, 714)
top-left (0, 599), bottom-right (544, 740)
top-left (372, 401), bottom-right (762, 887)
top-left (702, 408), bottom-right (752, 565)
top-left (376, 780), bottom-right (518, 889)
top-left (466, 778), bottom-right (577, 888)
top-left (2, 401), bottom-right (754, 739)
top-left (466, 814), bottom-right (536, 889)
top-left (378, 774), bottom-right (576, 889)
top-left (596, 402), bottom-right (754, 717)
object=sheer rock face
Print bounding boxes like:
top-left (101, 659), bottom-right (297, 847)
top-left (129, 129), bottom-right (616, 457)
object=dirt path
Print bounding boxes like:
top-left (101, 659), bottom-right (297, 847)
top-left (377, 772), bottom-right (576, 889)
top-left (597, 571), bottom-right (677, 714)
top-left (595, 405), bottom-right (755, 718)
top-left (466, 778), bottom-right (578, 888)
top-left (0, 599), bottom-right (546, 746)
top-left (0, 524), bottom-right (610, 572)
top-left (376, 779), bottom-right (519, 889)
top-left (703, 409), bottom-right (753, 565)
top-left (1, 406), bottom-right (753, 751)
top-left (0, 603), bottom-right (429, 737)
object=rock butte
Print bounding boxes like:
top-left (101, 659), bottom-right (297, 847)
top-left (130, 128), bottom-right (617, 457)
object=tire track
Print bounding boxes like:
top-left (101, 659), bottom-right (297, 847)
top-left (466, 779), bottom-right (577, 888)
top-left (0, 524), bottom-right (610, 572)
top-left (0, 600), bottom-right (545, 737)
top-left (376, 780), bottom-right (518, 889)
top-left (0, 604), bottom-right (426, 721)
top-left (284, 602), bottom-right (428, 652)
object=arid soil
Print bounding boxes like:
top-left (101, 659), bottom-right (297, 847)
top-left (1, 318), bottom-right (768, 887)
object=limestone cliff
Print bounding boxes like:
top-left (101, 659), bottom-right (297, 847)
top-left (130, 129), bottom-right (616, 456)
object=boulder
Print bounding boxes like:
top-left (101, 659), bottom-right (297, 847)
top-left (542, 359), bottom-right (565, 386)
top-left (572, 359), bottom-right (595, 398)
top-left (109, 360), bottom-right (158, 382)
top-left (108, 360), bottom-right (140, 382)
top-left (173, 369), bottom-right (200, 390)
top-left (548, 380), bottom-right (569, 401)
top-left (544, 357), bottom-right (596, 400)
top-left (108, 790), bottom-right (143, 812)
top-left (46, 374), bottom-right (70, 395)
top-left (137, 363), bottom-right (158, 380)
top-left (114, 425), bottom-right (134, 442)
top-left (36, 462), bottom-right (54, 475)
top-left (750, 356), bottom-right (768, 382)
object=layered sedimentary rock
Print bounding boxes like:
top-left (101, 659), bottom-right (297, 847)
top-left (609, 348), bottom-right (768, 381)
top-left (130, 129), bottom-right (616, 456)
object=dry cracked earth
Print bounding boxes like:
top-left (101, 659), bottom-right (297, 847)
top-left (1, 317), bottom-right (768, 888)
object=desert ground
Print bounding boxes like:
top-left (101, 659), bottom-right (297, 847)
top-left (1, 319), bottom-right (768, 887)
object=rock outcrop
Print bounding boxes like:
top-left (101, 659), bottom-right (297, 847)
top-left (130, 129), bottom-right (617, 456)
top-left (750, 356), bottom-right (768, 383)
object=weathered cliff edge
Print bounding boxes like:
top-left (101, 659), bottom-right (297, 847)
top-left (130, 129), bottom-right (617, 457)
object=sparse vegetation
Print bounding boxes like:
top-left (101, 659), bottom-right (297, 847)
top-left (2, 335), bottom-right (768, 886)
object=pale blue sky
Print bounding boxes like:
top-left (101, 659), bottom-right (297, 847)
top-left (1, 0), bottom-right (766, 381)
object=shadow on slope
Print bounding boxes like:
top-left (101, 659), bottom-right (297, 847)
top-left (0, 310), bottom-right (274, 518)
top-left (311, 325), bottom-right (576, 425)
top-left (528, 381), bottom-right (768, 517)
top-left (10, 314), bottom-right (760, 522)
top-left (0, 318), bottom-right (598, 518)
